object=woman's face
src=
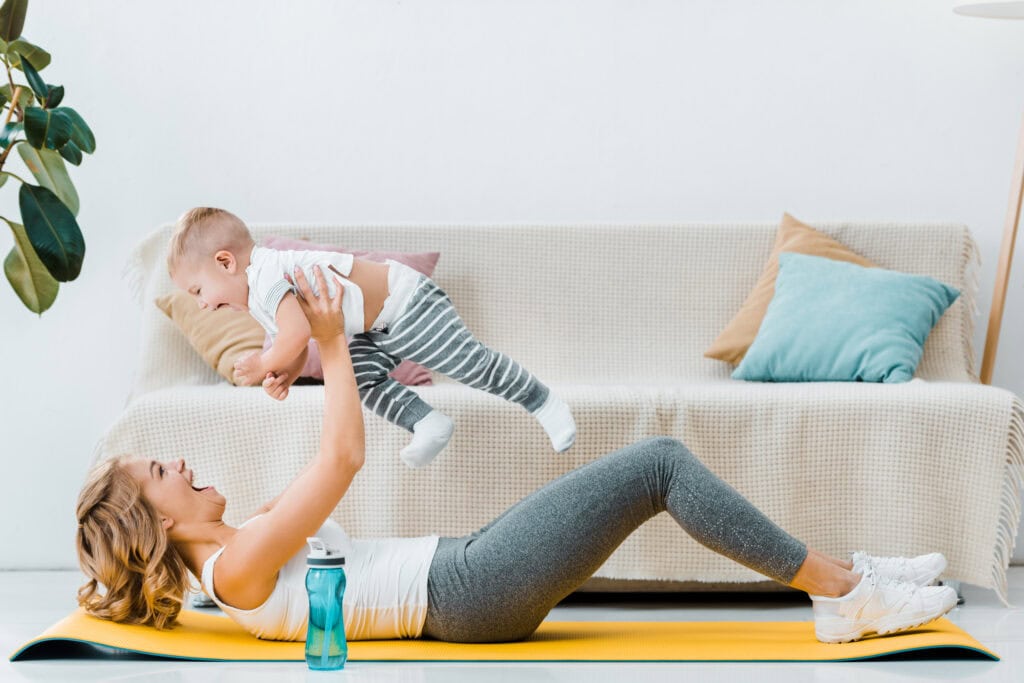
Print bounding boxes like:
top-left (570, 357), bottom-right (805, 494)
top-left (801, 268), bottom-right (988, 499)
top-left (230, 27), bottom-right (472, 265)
top-left (125, 457), bottom-right (226, 529)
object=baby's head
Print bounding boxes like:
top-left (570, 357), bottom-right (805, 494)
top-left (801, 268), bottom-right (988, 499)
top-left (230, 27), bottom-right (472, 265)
top-left (168, 207), bottom-right (254, 312)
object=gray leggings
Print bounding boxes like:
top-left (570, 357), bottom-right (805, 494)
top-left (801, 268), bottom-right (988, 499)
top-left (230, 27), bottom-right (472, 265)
top-left (422, 437), bottom-right (808, 642)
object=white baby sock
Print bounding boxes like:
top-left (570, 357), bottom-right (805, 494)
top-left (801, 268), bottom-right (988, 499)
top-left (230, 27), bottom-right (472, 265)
top-left (400, 411), bottom-right (454, 469)
top-left (532, 394), bottom-right (576, 452)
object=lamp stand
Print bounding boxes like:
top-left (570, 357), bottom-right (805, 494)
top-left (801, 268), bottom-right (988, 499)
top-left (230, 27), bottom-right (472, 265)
top-left (981, 112), bottom-right (1024, 384)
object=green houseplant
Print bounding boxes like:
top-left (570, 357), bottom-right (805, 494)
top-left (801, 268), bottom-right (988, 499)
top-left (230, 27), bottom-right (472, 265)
top-left (0, 0), bottom-right (94, 314)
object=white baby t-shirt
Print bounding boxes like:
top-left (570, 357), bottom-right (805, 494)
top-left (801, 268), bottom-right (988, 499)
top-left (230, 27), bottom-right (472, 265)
top-left (246, 246), bottom-right (365, 339)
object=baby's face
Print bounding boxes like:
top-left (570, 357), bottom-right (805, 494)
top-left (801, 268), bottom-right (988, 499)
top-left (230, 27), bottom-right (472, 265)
top-left (172, 252), bottom-right (249, 312)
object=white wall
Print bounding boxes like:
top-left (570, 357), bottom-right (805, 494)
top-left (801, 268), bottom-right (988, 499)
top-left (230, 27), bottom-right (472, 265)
top-left (3, 0), bottom-right (1024, 569)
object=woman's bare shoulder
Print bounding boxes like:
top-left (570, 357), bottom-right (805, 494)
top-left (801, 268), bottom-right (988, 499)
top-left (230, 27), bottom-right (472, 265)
top-left (209, 515), bottom-right (280, 611)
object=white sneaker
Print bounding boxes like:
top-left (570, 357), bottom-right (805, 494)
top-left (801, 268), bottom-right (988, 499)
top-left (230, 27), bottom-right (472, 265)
top-left (851, 551), bottom-right (946, 586)
top-left (811, 566), bottom-right (958, 643)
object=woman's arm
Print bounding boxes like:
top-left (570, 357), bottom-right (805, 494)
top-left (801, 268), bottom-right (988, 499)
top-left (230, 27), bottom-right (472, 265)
top-left (214, 266), bottom-right (365, 609)
top-left (234, 295), bottom-right (312, 386)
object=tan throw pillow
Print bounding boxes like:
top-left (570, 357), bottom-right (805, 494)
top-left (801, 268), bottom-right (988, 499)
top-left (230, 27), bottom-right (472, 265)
top-left (704, 213), bottom-right (877, 364)
top-left (155, 291), bottom-right (265, 385)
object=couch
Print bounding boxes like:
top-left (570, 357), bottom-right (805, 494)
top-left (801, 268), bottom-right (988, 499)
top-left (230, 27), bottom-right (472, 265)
top-left (98, 221), bottom-right (1024, 604)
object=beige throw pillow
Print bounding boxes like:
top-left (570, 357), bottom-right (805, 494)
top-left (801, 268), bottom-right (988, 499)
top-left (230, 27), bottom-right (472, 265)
top-left (155, 291), bottom-right (265, 385)
top-left (704, 213), bottom-right (877, 364)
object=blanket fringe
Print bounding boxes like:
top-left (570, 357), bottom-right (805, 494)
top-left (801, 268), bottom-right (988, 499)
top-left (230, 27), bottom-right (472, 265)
top-left (122, 225), bottom-right (172, 307)
top-left (994, 396), bottom-right (1024, 606)
top-left (122, 246), bottom-right (148, 307)
top-left (961, 227), bottom-right (981, 380)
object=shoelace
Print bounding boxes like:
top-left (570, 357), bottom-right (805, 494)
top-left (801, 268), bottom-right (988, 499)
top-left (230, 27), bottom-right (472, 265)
top-left (855, 552), bottom-right (915, 580)
top-left (870, 555), bottom-right (913, 578)
top-left (876, 573), bottom-right (920, 597)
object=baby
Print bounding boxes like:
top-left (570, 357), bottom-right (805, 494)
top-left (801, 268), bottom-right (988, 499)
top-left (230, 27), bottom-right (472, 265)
top-left (167, 207), bottom-right (576, 467)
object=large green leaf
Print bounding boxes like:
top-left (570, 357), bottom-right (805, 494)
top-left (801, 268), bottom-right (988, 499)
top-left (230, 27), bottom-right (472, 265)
top-left (0, 83), bottom-right (34, 108)
top-left (7, 39), bottom-right (51, 71)
top-left (0, 0), bottom-right (27, 42)
top-left (3, 218), bottom-right (59, 314)
top-left (0, 120), bottom-right (20, 148)
top-left (44, 84), bottom-right (63, 108)
top-left (18, 52), bottom-right (48, 102)
top-left (18, 184), bottom-right (85, 281)
top-left (53, 107), bottom-right (94, 153)
top-left (58, 139), bottom-right (81, 166)
top-left (18, 144), bottom-right (79, 215)
top-left (23, 107), bottom-right (71, 149)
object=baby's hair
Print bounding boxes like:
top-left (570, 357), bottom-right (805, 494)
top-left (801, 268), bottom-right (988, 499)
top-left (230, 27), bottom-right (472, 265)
top-left (167, 207), bottom-right (254, 274)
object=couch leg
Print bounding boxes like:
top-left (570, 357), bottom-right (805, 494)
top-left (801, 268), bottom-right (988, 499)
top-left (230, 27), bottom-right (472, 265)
top-left (940, 579), bottom-right (964, 605)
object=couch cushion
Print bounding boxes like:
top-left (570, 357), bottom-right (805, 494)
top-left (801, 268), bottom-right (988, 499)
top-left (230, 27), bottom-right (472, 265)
top-left (733, 253), bottom-right (960, 383)
top-left (155, 290), bottom-right (265, 386)
top-left (705, 213), bottom-right (877, 365)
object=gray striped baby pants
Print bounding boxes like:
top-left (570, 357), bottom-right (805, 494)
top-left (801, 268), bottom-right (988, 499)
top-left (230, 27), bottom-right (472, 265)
top-left (349, 275), bottom-right (551, 431)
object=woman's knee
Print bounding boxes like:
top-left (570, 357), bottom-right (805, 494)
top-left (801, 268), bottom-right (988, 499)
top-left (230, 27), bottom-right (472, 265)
top-left (635, 436), bottom-right (692, 462)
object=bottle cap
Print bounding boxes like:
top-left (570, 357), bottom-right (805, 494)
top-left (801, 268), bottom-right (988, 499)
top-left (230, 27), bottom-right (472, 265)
top-left (306, 537), bottom-right (345, 567)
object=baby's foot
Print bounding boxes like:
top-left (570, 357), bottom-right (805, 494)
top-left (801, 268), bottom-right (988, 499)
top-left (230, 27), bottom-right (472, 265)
top-left (400, 411), bottom-right (454, 468)
top-left (532, 394), bottom-right (576, 452)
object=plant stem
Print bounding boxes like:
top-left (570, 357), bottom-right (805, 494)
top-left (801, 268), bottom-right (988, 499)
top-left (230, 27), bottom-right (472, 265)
top-left (0, 83), bottom-right (24, 171)
top-left (2, 55), bottom-right (16, 118)
top-left (3, 67), bottom-right (24, 122)
top-left (3, 85), bottom-right (20, 128)
top-left (0, 169), bottom-right (29, 185)
top-left (0, 136), bottom-right (20, 171)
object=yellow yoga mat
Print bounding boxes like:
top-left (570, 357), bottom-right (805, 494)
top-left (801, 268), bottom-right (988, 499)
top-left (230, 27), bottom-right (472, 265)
top-left (10, 608), bottom-right (998, 662)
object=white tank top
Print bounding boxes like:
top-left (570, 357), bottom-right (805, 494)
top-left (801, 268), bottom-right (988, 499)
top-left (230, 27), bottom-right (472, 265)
top-left (200, 516), bottom-right (439, 641)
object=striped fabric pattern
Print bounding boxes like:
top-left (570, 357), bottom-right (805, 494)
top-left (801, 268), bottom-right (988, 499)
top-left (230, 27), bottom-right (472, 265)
top-left (351, 276), bottom-right (549, 431)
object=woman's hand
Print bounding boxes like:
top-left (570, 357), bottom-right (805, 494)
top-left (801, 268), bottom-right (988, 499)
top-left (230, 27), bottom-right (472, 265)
top-left (286, 266), bottom-right (345, 343)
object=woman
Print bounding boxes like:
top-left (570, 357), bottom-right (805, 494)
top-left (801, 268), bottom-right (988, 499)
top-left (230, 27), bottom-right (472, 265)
top-left (76, 266), bottom-right (956, 645)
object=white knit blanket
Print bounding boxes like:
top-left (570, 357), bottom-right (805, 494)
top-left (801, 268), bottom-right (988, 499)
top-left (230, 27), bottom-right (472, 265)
top-left (100, 222), bottom-right (1023, 604)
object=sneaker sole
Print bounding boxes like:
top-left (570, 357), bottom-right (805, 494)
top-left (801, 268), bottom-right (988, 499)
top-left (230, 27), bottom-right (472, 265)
top-left (815, 600), bottom-right (957, 644)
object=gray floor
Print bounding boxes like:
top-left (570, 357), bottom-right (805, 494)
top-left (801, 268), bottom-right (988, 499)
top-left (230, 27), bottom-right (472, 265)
top-left (2, 568), bottom-right (1022, 682)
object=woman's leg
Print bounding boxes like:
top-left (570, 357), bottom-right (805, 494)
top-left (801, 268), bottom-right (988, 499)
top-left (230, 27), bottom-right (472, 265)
top-left (423, 436), bottom-right (847, 643)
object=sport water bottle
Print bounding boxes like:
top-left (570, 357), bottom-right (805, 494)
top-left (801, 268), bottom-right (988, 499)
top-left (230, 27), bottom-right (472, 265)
top-left (304, 537), bottom-right (347, 670)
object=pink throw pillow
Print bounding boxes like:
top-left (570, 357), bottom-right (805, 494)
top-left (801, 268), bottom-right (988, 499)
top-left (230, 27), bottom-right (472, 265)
top-left (261, 236), bottom-right (440, 275)
top-left (261, 336), bottom-right (433, 386)
top-left (260, 236), bottom-right (440, 387)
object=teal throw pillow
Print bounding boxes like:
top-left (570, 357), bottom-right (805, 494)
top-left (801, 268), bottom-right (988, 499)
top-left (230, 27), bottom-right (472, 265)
top-left (732, 253), bottom-right (960, 383)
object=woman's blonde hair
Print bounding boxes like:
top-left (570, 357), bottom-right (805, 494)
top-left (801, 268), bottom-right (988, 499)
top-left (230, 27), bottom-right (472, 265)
top-left (75, 456), bottom-right (192, 630)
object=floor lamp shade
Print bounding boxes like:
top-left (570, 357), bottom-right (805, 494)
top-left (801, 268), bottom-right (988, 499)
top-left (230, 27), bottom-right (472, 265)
top-left (954, 3), bottom-right (1024, 18)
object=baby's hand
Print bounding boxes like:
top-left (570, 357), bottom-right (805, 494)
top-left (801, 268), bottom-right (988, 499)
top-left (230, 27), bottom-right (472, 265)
top-left (234, 351), bottom-right (264, 386)
top-left (262, 371), bottom-right (291, 401)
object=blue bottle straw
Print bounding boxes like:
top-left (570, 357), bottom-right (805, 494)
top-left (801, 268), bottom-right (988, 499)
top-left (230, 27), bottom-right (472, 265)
top-left (322, 594), bottom-right (336, 669)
